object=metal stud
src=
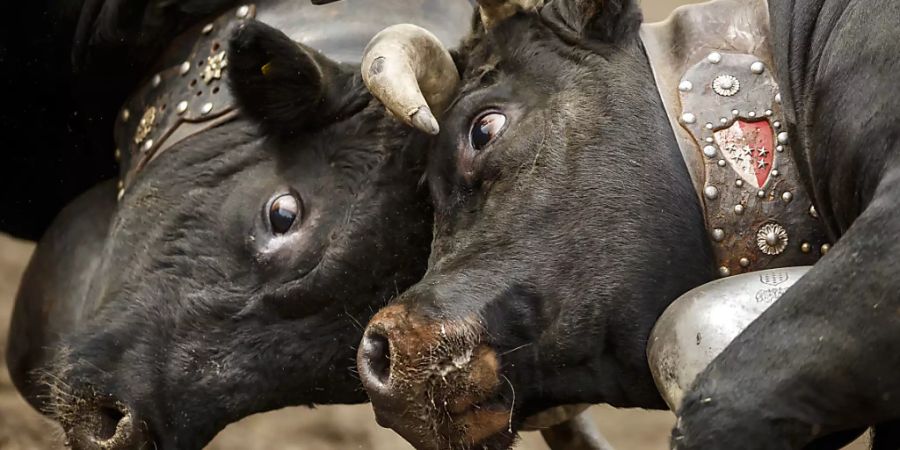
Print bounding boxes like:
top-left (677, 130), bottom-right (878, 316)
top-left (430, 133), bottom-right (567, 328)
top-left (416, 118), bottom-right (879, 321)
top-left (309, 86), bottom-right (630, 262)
top-left (121, 108), bottom-right (130, 121)
top-left (703, 145), bottom-right (717, 158)
top-left (718, 266), bottom-right (731, 277)
top-left (114, 148), bottom-right (121, 161)
top-left (748, 111), bottom-right (756, 118)
top-left (202, 23), bottom-right (214, 34)
top-left (735, 179), bottom-right (744, 187)
top-left (152, 74), bottom-right (162, 88)
top-left (176, 101), bottom-right (188, 115)
top-left (772, 169), bottom-right (780, 177)
top-left (776, 145), bottom-right (784, 152)
top-left (704, 122), bottom-right (714, 130)
top-left (800, 242), bottom-right (811, 253)
top-left (201, 102), bottom-right (213, 115)
top-left (809, 205), bottom-right (819, 219)
top-left (775, 93), bottom-right (782, 103)
top-left (777, 132), bottom-right (789, 144)
top-left (681, 112), bottom-right (697, 124)
top-left (712, 228), bottom-right (725, 241)
top-left (765, 109), bottom-right (773, 116)
top-left (757, 189), bottom-right (766, 198)
top-left (704, 185), bottom-right (719, 200)
top-left (143, 139), bottom-right (153, 152)
top-left (707, 52), bottom-right (722, 64)
top-left (739, 257), bottom-right (751, 267)
top-left (180, 61), bottom-right (191, 75)
top-left (734, 204), bottom-right (744, 215)
top-left (678, 80), bottom-right (693, 92)
top-left (732, 109), bottom-right (740, 116)
top-left (750, 61), bottom-right (765, 74)
top-left (705, 137), bottom-right (715, 143)
top-left (773, 121), bottom-right (782, 129)
top-left (717, 159), bottom-right (726, 167)
top-left (782, 191), bottom-right (793, 203)
top-left (756, 222), bottom-right (789, 255)
top-left (719, 117), bottom-right (728, 125)
top-left (117, 187), bottom-right (125, 202)
top-left (821, 243), bottom-right (831, 255)
top-left (236, 5), bottom-right (250, 18)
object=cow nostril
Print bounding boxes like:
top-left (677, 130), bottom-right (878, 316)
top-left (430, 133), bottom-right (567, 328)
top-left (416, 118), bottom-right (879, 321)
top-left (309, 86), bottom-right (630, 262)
top-left (97, 405), bottom-right (125, 441)
top-left (361, 332), bottom-right (392, 388)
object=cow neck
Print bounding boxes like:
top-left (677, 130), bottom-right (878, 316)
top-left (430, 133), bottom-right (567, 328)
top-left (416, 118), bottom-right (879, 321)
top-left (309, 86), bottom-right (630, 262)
top-left (639, 0), bottom-right (830, 278)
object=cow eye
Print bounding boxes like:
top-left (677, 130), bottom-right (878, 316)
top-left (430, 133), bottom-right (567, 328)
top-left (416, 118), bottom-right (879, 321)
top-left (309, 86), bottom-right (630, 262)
top-left (469, 111), bottom-right (507, 151)
top-left (269, 193), bottom-right (302, 234)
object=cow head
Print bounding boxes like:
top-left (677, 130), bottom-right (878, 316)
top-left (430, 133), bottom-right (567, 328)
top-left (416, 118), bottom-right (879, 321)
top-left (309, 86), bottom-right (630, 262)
top-left (33, 21), bottom-right (433, 449)
top-left (355, 1), bottom-right (717, 448)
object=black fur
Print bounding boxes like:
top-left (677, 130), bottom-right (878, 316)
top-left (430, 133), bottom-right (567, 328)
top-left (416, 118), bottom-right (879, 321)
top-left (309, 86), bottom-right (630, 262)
top-left (228, 20), bottom-right (370, 134)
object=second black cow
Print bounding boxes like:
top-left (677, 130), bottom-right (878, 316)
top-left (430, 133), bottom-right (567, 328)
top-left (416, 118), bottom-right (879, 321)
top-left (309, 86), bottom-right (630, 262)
top-left (355, 0), bottom-right (900, 449)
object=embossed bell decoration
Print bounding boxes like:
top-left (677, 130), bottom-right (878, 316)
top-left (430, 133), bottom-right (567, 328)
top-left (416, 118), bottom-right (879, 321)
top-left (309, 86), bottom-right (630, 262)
top-left (646, 266), bottom-right (811, 410)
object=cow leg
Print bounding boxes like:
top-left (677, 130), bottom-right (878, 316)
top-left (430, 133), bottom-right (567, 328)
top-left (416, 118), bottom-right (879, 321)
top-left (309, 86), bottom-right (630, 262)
top-left (872, 420), bottom-right (900, 450)
top-left (672, 169), bottom-right (900, 450)
top-left (541, 411), bottom-right (615, 450)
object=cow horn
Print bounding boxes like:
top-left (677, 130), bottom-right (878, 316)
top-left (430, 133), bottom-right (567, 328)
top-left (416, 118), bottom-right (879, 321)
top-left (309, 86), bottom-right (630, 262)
top-left (477, 0), bottom-right (543, 28)
top-left (361, 24), bottom-right (459, 135)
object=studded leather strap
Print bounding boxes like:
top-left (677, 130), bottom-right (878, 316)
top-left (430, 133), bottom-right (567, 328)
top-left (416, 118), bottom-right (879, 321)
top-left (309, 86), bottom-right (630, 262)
top-left (113, 5), bottom-right (256, 198)
top-left (641, 0), bottom-right (830, 277)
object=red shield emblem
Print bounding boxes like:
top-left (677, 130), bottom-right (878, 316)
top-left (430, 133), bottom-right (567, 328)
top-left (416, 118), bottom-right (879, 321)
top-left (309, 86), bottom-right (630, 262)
top-left (714, 120), bottom-right (776, 188)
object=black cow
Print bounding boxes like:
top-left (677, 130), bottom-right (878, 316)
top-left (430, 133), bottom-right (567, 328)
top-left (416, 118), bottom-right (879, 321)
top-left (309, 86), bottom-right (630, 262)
top-left (351, 0), bottom-right (900, 449)
top-left (5, 1), bottom-right (472, 449)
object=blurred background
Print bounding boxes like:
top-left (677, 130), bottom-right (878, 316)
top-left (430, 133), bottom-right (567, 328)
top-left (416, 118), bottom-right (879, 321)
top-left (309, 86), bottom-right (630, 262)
top-left (0, 1), bottom-right (870, 448)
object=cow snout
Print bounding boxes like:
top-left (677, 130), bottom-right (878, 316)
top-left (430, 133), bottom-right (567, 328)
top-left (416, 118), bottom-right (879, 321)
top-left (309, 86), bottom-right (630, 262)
top-left (358, 304), bottom-right (511, 449)
top-left (64, 398), bottom-right (149, 450)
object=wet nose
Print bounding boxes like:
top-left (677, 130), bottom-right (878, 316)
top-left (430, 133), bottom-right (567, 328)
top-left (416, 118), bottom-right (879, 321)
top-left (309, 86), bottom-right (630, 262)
top-left (358, 305), bottom-right (408, 405)
top-left (65, 398), bottom-right (146, 449)
top-left (359, 329), bottom-right (392, 395)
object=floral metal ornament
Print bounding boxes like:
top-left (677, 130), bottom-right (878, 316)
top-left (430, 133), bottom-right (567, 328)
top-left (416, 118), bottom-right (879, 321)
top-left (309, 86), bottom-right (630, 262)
top-left (202, 51), bottom-right (228, 84)
top-left (712, 74), bottom-right (740, 96)
top-left (756, 222), bottom-right (789, 255)
top-left (133, 106), bottom-right (157, 144)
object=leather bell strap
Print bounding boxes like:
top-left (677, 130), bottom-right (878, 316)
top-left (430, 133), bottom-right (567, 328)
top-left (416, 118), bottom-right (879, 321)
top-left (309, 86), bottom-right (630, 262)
top-left (640, 0), bottom-right (829, 277)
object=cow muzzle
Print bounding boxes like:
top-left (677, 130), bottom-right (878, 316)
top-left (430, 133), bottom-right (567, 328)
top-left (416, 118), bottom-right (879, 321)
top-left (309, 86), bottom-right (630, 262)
top-left (357, 304), bottom-right (514, 449)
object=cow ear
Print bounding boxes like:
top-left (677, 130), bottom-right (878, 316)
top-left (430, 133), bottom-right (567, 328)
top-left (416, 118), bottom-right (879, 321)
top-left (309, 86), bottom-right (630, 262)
top-left (228, 20), bottom-right (368, 135)
top-left (540, 0), bottom-right (642, 43)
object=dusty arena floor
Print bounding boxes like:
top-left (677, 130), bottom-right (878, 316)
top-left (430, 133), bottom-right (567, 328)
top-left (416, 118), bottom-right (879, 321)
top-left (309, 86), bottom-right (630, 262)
top-left (0, 233), bottom-right (870, 449)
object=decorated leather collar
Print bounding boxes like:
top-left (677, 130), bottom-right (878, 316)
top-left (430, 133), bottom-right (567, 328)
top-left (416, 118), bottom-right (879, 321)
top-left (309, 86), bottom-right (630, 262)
top-left (640, 0), bottom-right (829, 277)
top-left (113, 4), bottom-right (257, 200)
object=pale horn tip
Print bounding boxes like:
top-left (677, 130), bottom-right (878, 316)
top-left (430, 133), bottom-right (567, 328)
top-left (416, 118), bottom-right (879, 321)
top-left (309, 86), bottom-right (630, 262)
top-left (410, 106), bottom-right (440, 135)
